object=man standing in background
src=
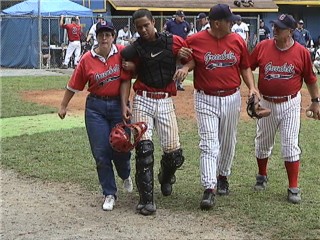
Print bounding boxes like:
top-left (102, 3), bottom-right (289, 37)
top-left (293, 19), bottom-right (312, 48)
top-left (165, 10), bottom-right (190, 91)
top-left (231, 16), bottom-right (249, 45)
top-left (258, 19), bottom-right (270, 42)
top-left (196, 13), bottom-right (210, 31)
top-left (86, 14), bottom-right (105, 48)
top-left (60, 16), bottom-right (81, 69)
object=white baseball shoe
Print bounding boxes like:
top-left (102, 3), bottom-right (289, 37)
top-left (123, 176), bottom-right (133, 193)
top-left (103, 195), bottom-right (115, 211)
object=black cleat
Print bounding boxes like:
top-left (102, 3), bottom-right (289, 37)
top-left (200, 189), bottom-right (215, 210)
top-left (217, 178), bottom-right (229, 196)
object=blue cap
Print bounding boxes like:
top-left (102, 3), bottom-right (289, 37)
top-left (208, 4), bottom-right (240, 21)
top-left (270, 14), bottom-right (296, 29)
top-left (96, 21), bottom-right (115, 34)
top-left (197, 13), bottom-right (207, 20)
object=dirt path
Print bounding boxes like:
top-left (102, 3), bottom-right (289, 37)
top-left (1, 168), bottom-right (259, 240)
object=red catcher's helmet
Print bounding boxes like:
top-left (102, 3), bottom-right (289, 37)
top-left (109, 122), bottom-right (147, 152)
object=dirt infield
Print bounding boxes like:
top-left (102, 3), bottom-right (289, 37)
top-left (22, 84), bottom-right (311, 121)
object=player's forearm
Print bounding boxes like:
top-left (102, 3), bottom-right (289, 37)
top-left (120, 80), bottom-right (132, 107)
top-left (60, 88), bottom-right (75, 108)
top-left (306, 82), bottom-right (320, 99)
top-left (59, 16), bottom-right (64, 27)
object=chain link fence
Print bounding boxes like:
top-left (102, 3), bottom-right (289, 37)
top-left (1, 15), bottom-right (258, 69)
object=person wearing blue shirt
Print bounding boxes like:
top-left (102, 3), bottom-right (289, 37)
top-left (165, 10), bottom-right (190, 91)
top-left (293, 19), bottom-right (312, 48)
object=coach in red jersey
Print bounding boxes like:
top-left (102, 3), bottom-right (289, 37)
top-left (181, 3), bottom-right (259, 210)
top-left (250, 14), bottom-right (320, 204)
top-left (58, 20), bottom-right (134, 211)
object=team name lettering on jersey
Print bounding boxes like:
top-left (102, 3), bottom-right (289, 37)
top-left (204, 50), bottom-right (237, 70)
top-left (94, 64), bottom-right (120, 86)
top-left (264, 62), bottom-right (295, 80)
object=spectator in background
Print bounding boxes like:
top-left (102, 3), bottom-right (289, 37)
top-left (293, 19), bottom-right (312, 48)
top-left (116, 25), bottom-right (133, 46)
top-left (60, 16), bottom-right (81, 69)
top-left (196, 13), bottom-right (210, 31)
top-left (41, 34), bottom-right (51, 68)
top-left (188, 22), bottom-right (197, 36)
top-left (86, 14), bottom-right (105, 48)
top-left (258, 19), bottom-right (270, 42)
top-left (231, 15), bottom-right (249, 45)
top-left (165, 10), bottom-right (190, 40)
top-left (314, 36), bottom-right (320, 74)
top-left (165, 10), bottom-right (190, 91)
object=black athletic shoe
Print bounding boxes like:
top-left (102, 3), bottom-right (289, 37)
top-left (177, 86), bottom-right (185, 91)
top-left (217, 178), bottom-right (229, 195)
top-left (200, 189), bottom-right (215, 210)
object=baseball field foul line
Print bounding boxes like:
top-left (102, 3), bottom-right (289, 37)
top-left (0, 114), bottom-right (84, 138)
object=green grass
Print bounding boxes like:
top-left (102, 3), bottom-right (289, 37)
top-left (1, 75), bottom-right (320, 239)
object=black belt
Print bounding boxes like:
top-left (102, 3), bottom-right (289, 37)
top-left (89, 93), bottom-right (120, 100)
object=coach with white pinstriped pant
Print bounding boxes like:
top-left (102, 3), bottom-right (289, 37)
top-left (184, 4), bottom-right (260, 210)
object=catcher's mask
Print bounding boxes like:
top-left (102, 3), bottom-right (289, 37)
top-left (109, 122), bottom-right (147, 152)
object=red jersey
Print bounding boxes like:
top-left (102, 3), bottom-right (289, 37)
top-left (186, 31), bottom-right (250, 91)
top-left (62, 23), bottom-right (81, 41)
top-left (67, 44), bottom-right (131, 96)
top-left (250, 39), bottom-right (317, 96)
top-left (133, 35), bottom-right (189, 96)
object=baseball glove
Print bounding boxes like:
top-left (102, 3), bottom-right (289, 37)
top-left (246, 94), bottom-right (271, 119)
top-left (109, 122), bottom-right (147, 152)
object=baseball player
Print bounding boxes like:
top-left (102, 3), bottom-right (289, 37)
top-left (250, 14), bottom-right (320, 204)
top-left (86, 14), bottom-right (105, 49)
top-left (58, 20), bottom-right (133, 211)
top-left (121, 8), bottom-right (192, 216)
top-left (60, 16), bottom-right (82, 69)
top-left (196, 13), bottom-right (210, 31)
top-left (231, 16), bottom-right (249, 45)
top-left (180, 4), bottom-right (259, 210)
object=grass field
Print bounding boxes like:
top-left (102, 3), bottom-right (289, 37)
top-left (1, 75), bottom-right (320, 239)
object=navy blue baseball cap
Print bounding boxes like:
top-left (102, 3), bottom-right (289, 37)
top-left (270, 14), bottom-right (296, 29)
top-left (197, 13), bottom-right (207, 20)
top-left (96, 21), bottom-right (115, 34)
top-left (208, 4), bottom-right (240, 21)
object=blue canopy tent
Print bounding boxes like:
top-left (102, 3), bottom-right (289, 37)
top-left (1, 0), bottom-right (93, 68)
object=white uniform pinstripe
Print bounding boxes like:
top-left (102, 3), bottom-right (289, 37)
top-left (194, 90), bottom-right (241, 190)
top-left (255, 92), bottom-right (302, 162)
top-left (132, 94), bottom-right (180, 153)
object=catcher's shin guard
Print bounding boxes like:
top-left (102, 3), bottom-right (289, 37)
top-left (158, 148), bottom-right (185, 196)
top-left (135, 140), bottom-right (156, 215)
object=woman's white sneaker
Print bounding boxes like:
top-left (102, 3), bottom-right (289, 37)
top-left (103, 195), bottom-right (115, 211)
top-left (123, 176), bottom-right (133, 193)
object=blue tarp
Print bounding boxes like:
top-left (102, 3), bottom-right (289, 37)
top-left (2, 0), bottom-right (93, 16)
top-left (1, 0), bottom-right (93, 68)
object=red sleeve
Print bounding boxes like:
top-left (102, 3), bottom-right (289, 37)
top-left (239, 39), bottom-right (250, 69)
top-left (172, 35), bottom-right (192, 63)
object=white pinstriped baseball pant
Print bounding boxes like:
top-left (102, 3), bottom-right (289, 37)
top-left (132, 94), bottom-right (181, 153)
top-left (194, 90), bottom-right (241, 190)
top-left (255, 92), bottom-right (302, 162)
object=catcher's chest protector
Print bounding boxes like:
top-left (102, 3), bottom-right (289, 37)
top-left (134, 33), bottom-right (176, 89)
